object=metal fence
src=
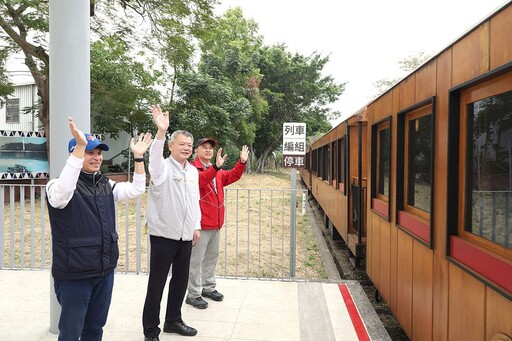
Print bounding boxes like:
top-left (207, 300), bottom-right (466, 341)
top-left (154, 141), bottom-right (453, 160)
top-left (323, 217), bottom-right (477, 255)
top-left (1, 183), bottom-right (326, 280)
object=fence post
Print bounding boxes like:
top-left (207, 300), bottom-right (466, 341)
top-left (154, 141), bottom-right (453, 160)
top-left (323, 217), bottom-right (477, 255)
top-left (301, 191), bottom-right (306, 215)
top-left (290, 168), bottom-right (297, 278)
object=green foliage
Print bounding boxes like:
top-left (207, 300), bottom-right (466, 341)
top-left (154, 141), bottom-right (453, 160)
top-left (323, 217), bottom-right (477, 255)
top-left (372, 52), bottom-right (431, 98)
top-left (0, 0), bottom-right (217, 143)
top-left (173, 70), bottom-right (252, 144)
top-left (195, 7), bottom-right (264, 148)
top-left (91, 0), bottom-right (218, 105)
top-left (90, 35), bottom-right (161, 138)
top-left (398, 52), bottom-right (431, 72)
top-left (252, 45), bottom-right (344, 172)
top-left (215, 142), bottom-right (241, 170)
top-left (0, 49), bottom-right (13, 103)
top-left (188, 8), bottom-right (343, 173)
top-left (1, 1), bottom-right (344, 175)
top-left (0, 1), bottom-right (50, 130)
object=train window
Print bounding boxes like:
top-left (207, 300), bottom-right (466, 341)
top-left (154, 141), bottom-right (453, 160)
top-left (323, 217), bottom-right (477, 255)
top-left (377, 124), bottom-right (391, 198)
top-left (338, 137), bottom-right (346, 194)
top-left (371, 118), bottom-right (391, 219)
top-left (317, 144), bottom-right (330, 181)
top-left (459, 72), bottom-right (512, 255)
top-left (331, 141), bottom-right (336, 187)
top-left (312, 149), bottom-right (318, 175)
top-left (406, 109), bottom-right (432, 214)
top-left (396, 98), bottom-right (435, 246)
top-left (447, 68), bottom-right (512, 293)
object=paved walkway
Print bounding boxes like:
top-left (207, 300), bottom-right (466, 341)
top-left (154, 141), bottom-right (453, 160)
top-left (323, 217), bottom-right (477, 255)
top-left (0, 270), bottom-right (390, 341)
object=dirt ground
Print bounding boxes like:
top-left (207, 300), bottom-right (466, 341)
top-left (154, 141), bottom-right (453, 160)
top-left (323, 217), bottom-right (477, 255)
top-left (307, 195), bottom-right (410, 341)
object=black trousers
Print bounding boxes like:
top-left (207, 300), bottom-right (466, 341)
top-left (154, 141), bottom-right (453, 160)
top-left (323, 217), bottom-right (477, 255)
top-left (142, 235), bottom-right (192, 337)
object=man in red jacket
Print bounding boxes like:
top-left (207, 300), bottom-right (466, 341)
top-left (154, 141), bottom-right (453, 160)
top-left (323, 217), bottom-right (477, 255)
top-left (186, 138), bottom-right (249, 309)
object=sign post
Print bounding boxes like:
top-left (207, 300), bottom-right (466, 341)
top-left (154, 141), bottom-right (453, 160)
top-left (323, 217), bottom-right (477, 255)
top-left (282, 123), bottom-right (306, 278)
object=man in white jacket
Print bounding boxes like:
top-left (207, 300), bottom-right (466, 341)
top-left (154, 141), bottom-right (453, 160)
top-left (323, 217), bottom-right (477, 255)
top-left (142, 105), bottom-right (201, 341)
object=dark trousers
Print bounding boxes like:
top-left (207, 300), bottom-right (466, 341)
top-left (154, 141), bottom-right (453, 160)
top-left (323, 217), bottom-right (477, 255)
top-left (142, 235), bottom-right (192, 338)
top-left (54, 271), bottom-right (114, 341)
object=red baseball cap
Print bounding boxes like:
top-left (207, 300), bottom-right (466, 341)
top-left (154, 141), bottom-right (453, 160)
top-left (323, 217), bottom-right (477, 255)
top-left (196, 137), bottom-right (216, 148)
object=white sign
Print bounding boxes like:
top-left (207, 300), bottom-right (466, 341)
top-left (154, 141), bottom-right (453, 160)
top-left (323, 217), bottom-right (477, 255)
top-left (283, 155), bottom-right (305, 168)
top-left (282, 123), bottom-right (306, 155)
top-left (283, 122), bottom-right (306, 168)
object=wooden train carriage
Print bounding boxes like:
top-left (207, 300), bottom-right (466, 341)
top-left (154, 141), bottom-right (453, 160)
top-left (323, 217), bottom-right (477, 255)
top-left (365, 3), bottom-right (512, 340)
top-left (300, 146), bottom-right (312, 189)
top-left (301, 118), bottom-right (347, 241)
top-left (301, 112), bottom-right (368, 263)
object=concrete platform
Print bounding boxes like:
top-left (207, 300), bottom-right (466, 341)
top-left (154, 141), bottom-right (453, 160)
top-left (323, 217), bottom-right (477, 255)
top-left (0, 270), bottom-right (390, 340)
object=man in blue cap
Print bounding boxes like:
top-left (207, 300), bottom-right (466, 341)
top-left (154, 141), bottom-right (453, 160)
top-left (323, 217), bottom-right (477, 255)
top-left (46, 117), bottom-right (152, 341)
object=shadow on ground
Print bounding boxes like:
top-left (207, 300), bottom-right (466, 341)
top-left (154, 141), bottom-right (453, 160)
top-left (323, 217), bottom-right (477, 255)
top-left (308, 195), bottom-right (410, 341)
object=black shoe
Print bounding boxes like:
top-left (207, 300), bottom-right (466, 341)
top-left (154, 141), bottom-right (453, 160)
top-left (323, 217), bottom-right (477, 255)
top-left (163, 320), bottom-right (198, 336)
top-left (185, 296), bottom-right (208, 309)
top-left (202, 289), bottom-right (224, 301)
top-left (144, 337), bottom-right (159, 341)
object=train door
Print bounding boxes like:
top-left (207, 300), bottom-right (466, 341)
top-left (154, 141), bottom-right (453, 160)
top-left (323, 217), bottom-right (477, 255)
top-left (347, 113), bottom-right (368, 265)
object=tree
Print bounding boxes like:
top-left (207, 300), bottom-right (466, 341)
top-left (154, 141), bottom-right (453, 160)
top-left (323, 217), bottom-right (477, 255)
top-left (179, 8), bottom-right (343, 172)
top-left (169, 7), bottom-right (265, 170)
top-left (0, 48), bottom-right (13, 103)
top-left (253, 45), bottom-right (343, 172)
top-left (372, 52), bottom-right (431, 97)
top-left (90, 0), bottom-right (217, 106)
top-left (197, 8), bottom-right (264, 155)
top-left (0, 0), bottom-right (216, 147)
top-left (172, 70), bottom-right (253, 169)
top-left (0, 1), bottom-right (49, 132)
top-left (91, 35), bottom-right (161, 139)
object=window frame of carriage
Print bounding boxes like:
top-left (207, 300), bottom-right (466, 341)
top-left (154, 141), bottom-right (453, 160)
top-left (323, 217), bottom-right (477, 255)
top-left (396, 97), bottom-right (436, 248)
top-left (336, 136), bottom-right (347, 194)
top-left (319, 144), bottom-right (329, 181)
top-left (312, 148), bottom-right (318, 176)
top-left (371, 116), bottom-right (392, 220)
top-left (305, 150), bottom-right (310, 172)
top-left (447, 62), bottom-right (512, 297)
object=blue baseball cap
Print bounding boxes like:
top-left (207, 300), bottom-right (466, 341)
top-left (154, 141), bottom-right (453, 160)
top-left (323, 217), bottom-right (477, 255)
top-left (68, 134), bottom-right (109, 153)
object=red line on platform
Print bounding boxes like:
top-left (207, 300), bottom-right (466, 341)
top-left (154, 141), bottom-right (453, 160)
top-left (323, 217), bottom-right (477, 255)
top-left (338, 284), bottom-right (371, 341)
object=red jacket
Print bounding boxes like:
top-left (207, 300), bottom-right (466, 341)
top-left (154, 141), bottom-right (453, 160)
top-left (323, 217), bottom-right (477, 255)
top-left (192, 157), bottom-right (246, 230)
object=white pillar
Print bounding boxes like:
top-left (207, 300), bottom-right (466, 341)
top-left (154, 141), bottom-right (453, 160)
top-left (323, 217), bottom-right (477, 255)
top-left (49, 0), bottom-right (91, 334)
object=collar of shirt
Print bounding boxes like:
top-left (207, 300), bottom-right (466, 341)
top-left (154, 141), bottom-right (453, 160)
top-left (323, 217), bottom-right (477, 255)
top-left (169, 155), bottom-right (191, 171)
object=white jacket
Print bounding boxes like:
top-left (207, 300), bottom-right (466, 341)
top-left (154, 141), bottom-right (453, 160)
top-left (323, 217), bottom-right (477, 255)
top-left (146, 139), bottom-right (201, 241)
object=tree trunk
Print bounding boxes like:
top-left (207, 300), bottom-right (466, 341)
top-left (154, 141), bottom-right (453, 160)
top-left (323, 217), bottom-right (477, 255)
top-left (39, 71), bottom-right (50, 154)
top-left (255, 147), bottom-right (272, 173)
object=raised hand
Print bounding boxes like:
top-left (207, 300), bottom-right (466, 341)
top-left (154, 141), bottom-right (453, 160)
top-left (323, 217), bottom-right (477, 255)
top-left (68, 117), bottom-right (86, 148)
top-left (130, 132), bottom-right (153, 157)
top-left (240, 145), bottom-right (249, 163)
top-left (150, 105), bottom-right (169, 136)
top-left (215, 147), bottom-right (228, 168)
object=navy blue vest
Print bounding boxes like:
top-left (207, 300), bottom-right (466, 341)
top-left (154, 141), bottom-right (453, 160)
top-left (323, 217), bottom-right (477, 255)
top-left (48, 172), bottom-right (119, 280)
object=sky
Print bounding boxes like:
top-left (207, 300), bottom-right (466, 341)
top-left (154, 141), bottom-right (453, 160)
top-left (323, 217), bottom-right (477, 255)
top-left (215, 0), bottom-right (509, 125)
